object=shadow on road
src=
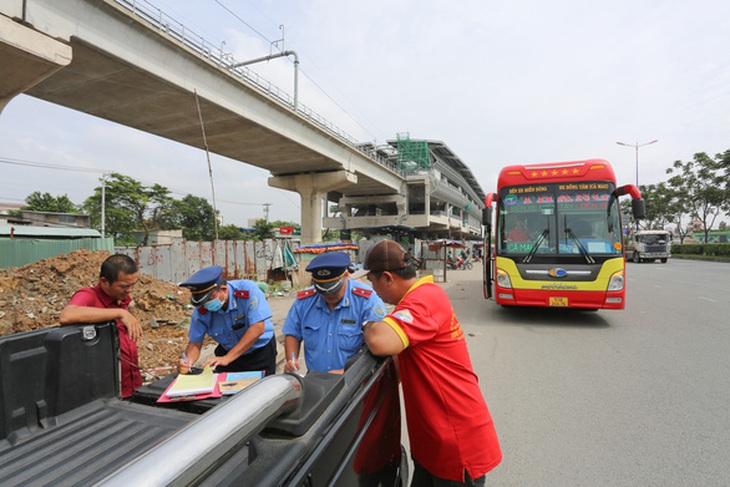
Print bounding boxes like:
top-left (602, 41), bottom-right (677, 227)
top-left (494, 306), bottom-right (611, 329)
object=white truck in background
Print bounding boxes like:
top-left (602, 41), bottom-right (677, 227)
top-left (631, 230), bottom-right (671, 263)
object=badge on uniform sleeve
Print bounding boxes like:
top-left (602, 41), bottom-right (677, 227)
top-left (373, 304), bottom-right (386, 319)
top-left (249, 297), bottom-right (258, 311)
top-left (393, 310), bottom-right (413, 323)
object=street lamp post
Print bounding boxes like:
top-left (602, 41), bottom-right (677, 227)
top-left (616, 139), bottom-right (658, 230)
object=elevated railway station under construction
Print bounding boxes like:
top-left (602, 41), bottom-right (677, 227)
top-left (323, 134), bottom-right (486, 240)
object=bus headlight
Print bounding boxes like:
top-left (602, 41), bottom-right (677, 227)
top-left (607, 270), bottom-right (625, 291)
top-left (496, 268), bottom-right (512, 289)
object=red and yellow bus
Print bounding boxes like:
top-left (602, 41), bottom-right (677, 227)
top-left (482, 159), bottom-right (645, 310)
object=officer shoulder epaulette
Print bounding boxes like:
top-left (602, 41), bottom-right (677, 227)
top-left (233, 290), bottom-right (250, 299)
top-left (197, 306), bottom-right (208, 315)
top-left (297, 288), bottom-right (317, 300)
top-left (352, 287), bottom-right (373, 298)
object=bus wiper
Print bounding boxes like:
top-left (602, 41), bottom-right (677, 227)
top-left (523, 228), bottom-right (549, 263)
top-left (565, 228), bottom-right (595, 264)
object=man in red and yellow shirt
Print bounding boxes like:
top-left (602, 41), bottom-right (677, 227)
top-left (358, 240), bottom-right (501, 486)
top-left (60, 254), bottom-right (143, 398)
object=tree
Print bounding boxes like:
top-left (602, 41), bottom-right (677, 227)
top-left (23, 191), bottom-right (79, 214)
top-left (250, 218), bottom-right (275, 241)
top-left (83, 173), bottom-right (175, 246)
top-left (717, 148), bottom-right (730, 216)
top-left (218, 224), bottom-right (245, 240)
top-left (638, 182), bottom-right (674, 230)
top-left (666, 152), bottom-right (726, 243)
top-left (169, 195), bottom-right (217, 241)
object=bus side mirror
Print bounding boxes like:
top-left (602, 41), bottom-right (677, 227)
top-left (482, 207), bottom-right (492, 226)
top-left (632, 199), bottom-right (646, 219)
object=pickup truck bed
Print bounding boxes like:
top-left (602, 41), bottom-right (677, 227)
top-left (0, 322), bottom-right (405, 486)
top-left (0, 398), bottom-right (195, 485)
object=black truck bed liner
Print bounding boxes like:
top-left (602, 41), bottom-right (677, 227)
top-left (0, 398), bottom-right (195, 486)
top-left (0, 322), bottom-right (197, 486)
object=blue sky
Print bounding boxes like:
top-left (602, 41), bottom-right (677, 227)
top-left (1, 0), bottom-right (728, 226)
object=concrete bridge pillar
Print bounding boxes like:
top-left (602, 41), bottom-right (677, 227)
top-left (0, 16), bottom-right (72, 114)
top-left (269, 170), bottom-right (357, 244)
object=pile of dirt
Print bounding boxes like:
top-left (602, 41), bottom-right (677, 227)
top-left (0, 248), bottom-right (195, 374)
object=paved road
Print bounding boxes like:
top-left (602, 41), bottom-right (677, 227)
top-left (444, 259), bottom-right (730, 486)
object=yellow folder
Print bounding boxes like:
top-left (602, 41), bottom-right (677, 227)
top-left (165, 366), bottom-right (217, 397)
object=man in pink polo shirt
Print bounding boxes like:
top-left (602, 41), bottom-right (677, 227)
top-left (358, 240), bottom-right (502, 486)
top-left (60, 254), bottom-right (143, 398)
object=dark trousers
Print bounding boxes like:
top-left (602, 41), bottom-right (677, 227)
top-left (411, 458), bottom-right (486, 487)
top-left (214, 336), bottom-right (277, 376)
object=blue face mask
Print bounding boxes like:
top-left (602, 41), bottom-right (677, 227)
top-left (204, 297), bottom-right (223, 312)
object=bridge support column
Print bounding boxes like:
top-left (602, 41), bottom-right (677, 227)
top-left (269, 170), bottom-right (357, 244)
top-left (0, 16), bottom-right (72, 113)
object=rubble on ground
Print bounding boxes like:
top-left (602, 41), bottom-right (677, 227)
top-left (0, 249), bottom-right (195, 374)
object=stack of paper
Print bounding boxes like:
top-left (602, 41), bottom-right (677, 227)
top-left (219, 371), bottom-right (264, 395)
top-left (165, 366), bottom-right (217, 398)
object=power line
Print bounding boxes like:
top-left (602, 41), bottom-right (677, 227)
top-left (0, 156), bottom-right (109, 174)
top-left (0, 155), bottom-right (268, 207)
top-left (214, 0), bottom-right (274, 45)
top-left (213, 0), bottom-right (380, 142)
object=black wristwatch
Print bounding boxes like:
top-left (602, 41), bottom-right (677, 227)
top-left (361, 320), bottom-right (377, 332)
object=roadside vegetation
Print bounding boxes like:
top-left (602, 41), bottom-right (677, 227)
top-left (12, 173), bottom-right (298, 246)
top-left (622, 148), bottom-right (730, 244)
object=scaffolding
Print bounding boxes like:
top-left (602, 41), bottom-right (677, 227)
top-left (396, 133), bottom-right (430, 171)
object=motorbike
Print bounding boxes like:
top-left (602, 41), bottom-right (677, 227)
top-left (447, 256), bottom-right (473, 270)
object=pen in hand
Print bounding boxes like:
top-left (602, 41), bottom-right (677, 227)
top-left (290, 352), bottom-right (298, 372)
top-left (182, 352), bottom-right (190, 372)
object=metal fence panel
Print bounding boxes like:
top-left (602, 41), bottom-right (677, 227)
top-left (115, 239), bottom-right (286, 283)
top-left (0, 238), bottom-right (115, 269)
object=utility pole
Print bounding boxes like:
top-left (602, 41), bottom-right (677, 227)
top-left (100, 173), bottom-right (110, 238)
top-left (263, 203), bottom-right (272, 222)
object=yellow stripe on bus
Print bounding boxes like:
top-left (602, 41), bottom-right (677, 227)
top-left (496, 256), bottom-right (624, 292)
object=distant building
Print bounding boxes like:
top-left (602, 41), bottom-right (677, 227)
top-left (0, 224), bottom-right (101, 239)
top-left (131, 229), bottom-right (184, 246)
top-left (0, 206), bottom-right (91, 228)
top-left (323, 135), bottom-right (485, 239)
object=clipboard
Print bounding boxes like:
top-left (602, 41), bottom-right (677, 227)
top-left (157, 367), bottom-right (222, 403)
top-left (218, 371), bottom-right (264, 395)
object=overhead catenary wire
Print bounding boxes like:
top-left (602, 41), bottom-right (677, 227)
top-left (213, 0), bottom-right (380, 142)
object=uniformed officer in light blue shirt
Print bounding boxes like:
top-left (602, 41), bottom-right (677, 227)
top-left (283, 252), bottom-right (386, 374)
top-left (178, 266), bottom-right (277, 376)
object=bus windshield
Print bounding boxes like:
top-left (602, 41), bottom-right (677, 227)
top-left (497, 181), bottom-right (622, 258)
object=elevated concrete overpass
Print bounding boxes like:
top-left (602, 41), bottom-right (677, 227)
top-left (0, 0), bottom-right (407, 243)
top-left (1, 0), bottom-right (486, 244)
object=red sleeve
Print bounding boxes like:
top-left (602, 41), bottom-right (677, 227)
top-left (67, 288), bottom-right (97, 307)
top-left (389, 290), bottom-right (440, 347)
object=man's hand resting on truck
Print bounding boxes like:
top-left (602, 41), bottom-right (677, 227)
top-left (119, 310), bottom-right (143, 342)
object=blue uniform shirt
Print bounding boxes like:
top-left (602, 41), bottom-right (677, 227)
top-left (189, 280), bottom-right (274, 352)
top-left (283, 279), bottom-right (386, 372)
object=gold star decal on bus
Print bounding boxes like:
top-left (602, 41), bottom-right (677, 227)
top-left (541, 171), bottom-right (548, 176)
top-left (551, 170), bottom-right (558, 176)
top-left (531, 171), bottom-right (538, 177)
top-left (572, 168), bottom-right (579, 174)
top-left (562, 169), bottom-right (569, 175)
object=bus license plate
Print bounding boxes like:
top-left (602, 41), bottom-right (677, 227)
top-left (549, 297), bottom-right (568, 307)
